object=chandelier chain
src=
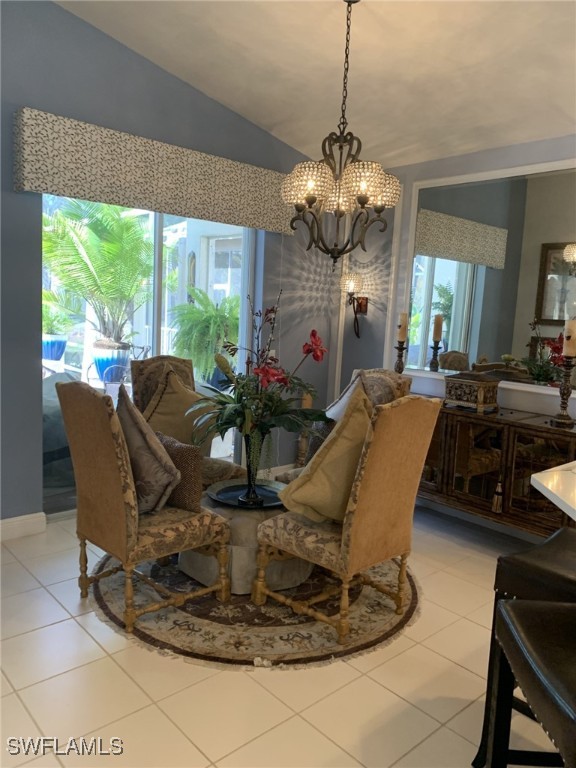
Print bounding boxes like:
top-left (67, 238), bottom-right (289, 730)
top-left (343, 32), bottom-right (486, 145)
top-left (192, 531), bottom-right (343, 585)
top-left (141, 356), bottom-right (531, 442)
top-left (338, 1), bottom-right (353, 135)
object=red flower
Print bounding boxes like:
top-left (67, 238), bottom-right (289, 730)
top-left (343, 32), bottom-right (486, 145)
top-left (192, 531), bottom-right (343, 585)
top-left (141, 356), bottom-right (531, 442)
top-left (302, 330), bottom-right (327, 362)
top-left (253, 365), bottom-right (289, 389)
top-left (546, 334), bottom-right (565, 367)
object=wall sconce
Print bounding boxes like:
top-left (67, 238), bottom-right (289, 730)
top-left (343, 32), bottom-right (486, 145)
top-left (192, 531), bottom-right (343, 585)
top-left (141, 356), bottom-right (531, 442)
top-left (340, 272), bottom-right (368, 338)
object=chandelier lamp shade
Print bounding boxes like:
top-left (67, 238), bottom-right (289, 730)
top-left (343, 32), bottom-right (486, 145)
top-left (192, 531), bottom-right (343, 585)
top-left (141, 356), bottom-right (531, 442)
top-left (281, 0), bottom-right (401, 268)
top-left (564, 243), bottom-right (576, 266)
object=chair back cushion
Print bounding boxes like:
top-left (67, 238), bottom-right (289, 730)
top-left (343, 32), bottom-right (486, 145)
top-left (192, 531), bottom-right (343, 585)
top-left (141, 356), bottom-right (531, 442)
top-left (279, 387), bottom-right (373, 523)
top-left (131, 356), bottom-right (195, 412)
top-left (56, 381), bottom-right (139, 557)
top-left (155, 434), bottom-right (203, 512)
top-left (116, 386), bottom-right (180, 513)
top-left (142, 369), bottom-right (213, 454)
top-left (343, 395), bottom-right (441, 574)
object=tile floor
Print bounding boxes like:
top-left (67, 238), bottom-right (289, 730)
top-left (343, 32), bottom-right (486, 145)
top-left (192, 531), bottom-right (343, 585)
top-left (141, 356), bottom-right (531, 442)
top-left (1, 507), bottom-right (557, 768)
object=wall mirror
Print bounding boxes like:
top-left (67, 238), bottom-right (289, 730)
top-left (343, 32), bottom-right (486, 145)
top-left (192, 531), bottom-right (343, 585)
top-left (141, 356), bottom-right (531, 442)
top-left (405, 165), bottom-right (576, 374)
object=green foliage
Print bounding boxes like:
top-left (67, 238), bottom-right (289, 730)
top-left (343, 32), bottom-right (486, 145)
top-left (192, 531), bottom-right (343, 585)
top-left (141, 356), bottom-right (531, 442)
top-left (41, 288), bottom-right (79, 335)
top-left (42, 200), bottom-right (154, 343)
top-left (432, 281), bottom-right (454, 337)
top-left (170, 287), bottom-right (240, 380)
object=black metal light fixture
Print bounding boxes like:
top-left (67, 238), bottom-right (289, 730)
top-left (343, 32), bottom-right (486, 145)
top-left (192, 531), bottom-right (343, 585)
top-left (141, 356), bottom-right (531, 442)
top-left (341, 272), bottom-right (368, 338)
top-left (281, 0), bottom-right (401, 269)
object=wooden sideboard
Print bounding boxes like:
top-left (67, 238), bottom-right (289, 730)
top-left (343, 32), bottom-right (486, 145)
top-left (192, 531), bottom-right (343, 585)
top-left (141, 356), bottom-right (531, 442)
top-left (418, 405), bottom-right (576, 537)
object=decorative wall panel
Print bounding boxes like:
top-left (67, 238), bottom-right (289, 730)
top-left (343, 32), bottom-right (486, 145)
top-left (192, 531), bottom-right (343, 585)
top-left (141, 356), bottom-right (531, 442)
top-left (13, 107), bottom-right (292, 234)
top-left (415, 208), bottom-right (507, 268)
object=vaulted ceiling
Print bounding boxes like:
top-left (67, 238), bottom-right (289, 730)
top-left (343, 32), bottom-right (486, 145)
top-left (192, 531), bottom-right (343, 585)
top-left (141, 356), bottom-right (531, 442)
top-left (57, 0), bottom-right (576, 168)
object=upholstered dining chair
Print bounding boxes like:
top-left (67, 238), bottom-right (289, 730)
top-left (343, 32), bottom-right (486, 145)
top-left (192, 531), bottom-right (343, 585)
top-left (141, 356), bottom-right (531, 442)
top-left (56, 380), bottom-right (231, 633)
top-left (131, 355), bottom-right (195, 412)
top-left (252, 395), bottom-right (442, 643)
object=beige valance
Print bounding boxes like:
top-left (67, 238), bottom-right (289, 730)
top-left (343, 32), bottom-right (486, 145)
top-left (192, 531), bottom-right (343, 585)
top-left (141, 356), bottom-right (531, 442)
top-left (415, 208), bottom-right (507, 269)
top-left (13, 107), bottom-right (292, 235)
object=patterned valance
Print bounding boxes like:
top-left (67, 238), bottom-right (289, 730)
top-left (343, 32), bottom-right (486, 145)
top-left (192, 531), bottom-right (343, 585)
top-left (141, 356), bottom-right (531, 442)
top-left (415, 208), bottom-right (507, 269)
top-left (13, 107), bottom-right (292, 234)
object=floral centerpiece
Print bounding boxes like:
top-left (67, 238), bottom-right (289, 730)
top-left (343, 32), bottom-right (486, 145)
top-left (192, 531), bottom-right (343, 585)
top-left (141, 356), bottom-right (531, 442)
top-left (189, 294), bottom-right (329, 506)
top-left (521, 319), bottom-right (563, 384)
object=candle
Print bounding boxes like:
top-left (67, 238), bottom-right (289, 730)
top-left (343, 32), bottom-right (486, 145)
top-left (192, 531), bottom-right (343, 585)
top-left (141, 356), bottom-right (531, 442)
top-left (432, 314), bottom-right (443, 342)
top-left (563, 319), bottom-right (576, 357)
top-left (397, 312), bottom-right (408, 343)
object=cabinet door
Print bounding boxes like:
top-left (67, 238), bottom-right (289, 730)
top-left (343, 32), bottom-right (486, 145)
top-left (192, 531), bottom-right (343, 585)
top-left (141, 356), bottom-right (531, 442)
top-left (449, 417), bottom-right (504, 509)
top-left (507, 428), bottom-right (575, 535)
top-left (420, 413), bottom-right (446, 494)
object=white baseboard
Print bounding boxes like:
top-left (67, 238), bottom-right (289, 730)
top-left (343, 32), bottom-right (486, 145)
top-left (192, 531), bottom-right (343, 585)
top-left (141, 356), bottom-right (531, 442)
top-left (0, 512), bottom-right (47, 541)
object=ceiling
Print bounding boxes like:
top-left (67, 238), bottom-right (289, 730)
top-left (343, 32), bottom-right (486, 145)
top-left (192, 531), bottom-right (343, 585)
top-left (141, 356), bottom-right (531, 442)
top-left (57, 0), bottom-right (576, 168)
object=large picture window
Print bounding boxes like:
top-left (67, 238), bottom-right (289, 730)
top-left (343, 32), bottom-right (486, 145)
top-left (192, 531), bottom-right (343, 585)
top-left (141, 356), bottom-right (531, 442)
top-left (42, 196), bottom-right (252, 387)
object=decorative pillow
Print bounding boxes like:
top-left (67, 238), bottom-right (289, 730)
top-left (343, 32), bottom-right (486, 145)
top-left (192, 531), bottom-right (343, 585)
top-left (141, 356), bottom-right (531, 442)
top-left (304, 420), bottom-right (336, 464)
top-left (155, 433), bottom-right (203, 512)
top-left (353, 368), bottom-right (412, 403)
top-left (116, 385), bottom-right (180, 513)
top-left (142, 369), bottom-right (214, 454)
top-left (279, 387), bottom-right (373, 524)
top-left (200, 457), bottom-right (247, 490)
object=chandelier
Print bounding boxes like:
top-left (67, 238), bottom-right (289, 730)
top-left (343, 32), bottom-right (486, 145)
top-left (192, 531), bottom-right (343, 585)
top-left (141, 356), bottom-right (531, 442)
top-left (281, 0), bottom-right (401, 268)
top-left (564, 243), bottom-right (576, 275)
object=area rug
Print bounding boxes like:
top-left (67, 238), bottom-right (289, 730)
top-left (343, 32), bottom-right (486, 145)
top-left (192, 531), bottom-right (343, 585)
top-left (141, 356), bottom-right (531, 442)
top-left (91, 556), bottom-right (419, 668)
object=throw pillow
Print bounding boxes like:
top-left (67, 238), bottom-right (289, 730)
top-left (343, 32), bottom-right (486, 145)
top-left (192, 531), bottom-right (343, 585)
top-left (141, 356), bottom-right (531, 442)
top-left (279, 387), bottom-right (373, 523)
top-left (142, 368), bottom-right (214, 454)
top-left (155, 433), bottom-right (203, 512)
top-left (116, 385), bottom-right (180, 513)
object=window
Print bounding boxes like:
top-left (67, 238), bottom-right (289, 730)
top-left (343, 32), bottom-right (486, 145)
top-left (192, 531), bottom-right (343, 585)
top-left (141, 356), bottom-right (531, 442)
top-left (407, 254), bottom-right (476, 369)
top-left (42, 197), bottom-right (252, 387)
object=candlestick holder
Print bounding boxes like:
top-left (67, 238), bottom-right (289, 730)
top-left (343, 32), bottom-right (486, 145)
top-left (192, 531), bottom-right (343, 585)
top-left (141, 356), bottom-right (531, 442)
top-left (394, 340), bottom-right (406, 374)
top-left (429, 340), bottom-right (441, 372)
top-left (551, 355), bottom-right (575, 429)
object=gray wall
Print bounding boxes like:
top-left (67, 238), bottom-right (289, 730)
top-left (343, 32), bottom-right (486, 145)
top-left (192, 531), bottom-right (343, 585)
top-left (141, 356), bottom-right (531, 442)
top-left (0, 0), bottom-right (313, 520)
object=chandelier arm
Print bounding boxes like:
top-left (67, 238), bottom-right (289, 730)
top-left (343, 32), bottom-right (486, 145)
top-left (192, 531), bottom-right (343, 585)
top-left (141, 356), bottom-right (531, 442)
top-left (350, 211), bottom-right (389, 253)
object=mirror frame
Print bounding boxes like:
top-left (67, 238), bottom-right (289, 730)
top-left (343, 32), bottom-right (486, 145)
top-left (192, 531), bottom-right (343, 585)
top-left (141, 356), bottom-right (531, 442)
top-left (386, 158), bottom-right (576, 373)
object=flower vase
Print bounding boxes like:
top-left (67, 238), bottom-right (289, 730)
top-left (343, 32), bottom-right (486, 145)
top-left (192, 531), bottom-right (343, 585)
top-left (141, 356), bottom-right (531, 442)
top-left (238, 433), bottom-right (264, 507)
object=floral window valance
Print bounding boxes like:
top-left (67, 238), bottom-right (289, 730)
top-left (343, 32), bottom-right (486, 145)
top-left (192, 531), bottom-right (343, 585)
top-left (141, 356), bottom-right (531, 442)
top-left (13, 107), bottom-right (292, 234)
top-left (415, 208), bottom-right (507, 269)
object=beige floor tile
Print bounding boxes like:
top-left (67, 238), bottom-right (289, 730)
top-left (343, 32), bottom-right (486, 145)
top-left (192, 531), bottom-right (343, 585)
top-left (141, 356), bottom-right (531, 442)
top-left (301, 676), bottom-right (438, 768)
top-left (1, 545), bottom-right (17, 564)
top-left (1, 562), bottom-right (42, 598)
top-left (159, 671), bottom-right (292, 762)
top-left (54, 517), bottom-right (77, 536)
top-left (46, 580), bottom-right (93, 617)
top-left (443, 553), bottom-right (497, 589)
top-left (18, 658), bottom-right (150, 741)
top-left (346, 634), bottom-right (415, 673)
top-left (465, 600), bottom-right (494, 630)
top-left (420, 571), bottom-right (493, 616)
top-left (407, 553), bottom-right (442, 581)
top-left (58, 705), bottom-right (209, 768)
top-left (216, 715), bottom-right (362, 767)
top-left (20, 753), bottom-right (63, 767)
top-left (2, 670), bottom-right (15, 697)
top-left (1, 588), bottom-right (70, 640)
top-left (3, 527), bottom-right (78, 561)
top-left (422, 617), bottom-right (491, 678)
top-left (1, 619), bottom-right (106, 689)
top-left (393, 725), bottom-right (477, 767)
top-left (111, 644), bottom-right (218, 700)
top-left (1, 694), bottom-right (46, 767)
top-left (411, 531), bottom-right (472, 566)
top-left (446, 696), bottom-right (558, 753)
top-left (403, 599), bottom-right (460, 643)
top-left (22, 550), bottom-right (82, 587)
top-left (74, 612), bottom-right (136, 654)
top-left (368, 645), bottom-right (485, 723)
top-left (250, 660), bottom-right (360, 711)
